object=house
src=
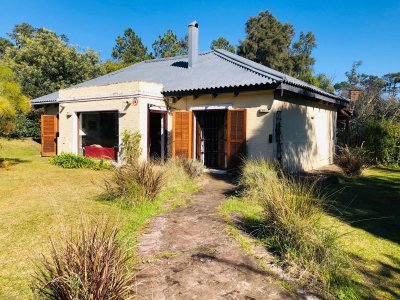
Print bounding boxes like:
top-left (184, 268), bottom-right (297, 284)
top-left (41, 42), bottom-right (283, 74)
top-left (32, 21), bottom-right (349, 171)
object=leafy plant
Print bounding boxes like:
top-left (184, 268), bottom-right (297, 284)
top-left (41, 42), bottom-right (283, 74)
top-left (120, 130), bottom-right (142, 165)
top-left (239, 159), bottom-right (356, 299)
top-left (31, 222), bottom-right (136, 299)
top-left (362, 120), bottom-right (400, 166)
top-left (49, 153), bottom-right (112, 170)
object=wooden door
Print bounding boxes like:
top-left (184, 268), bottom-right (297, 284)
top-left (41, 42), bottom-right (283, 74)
top-left (172, 111), bottom-right (193, 159)
top-left (227, 109), bottom-right (246, 168)
top-left (41, 115), bottom-right (57, 156)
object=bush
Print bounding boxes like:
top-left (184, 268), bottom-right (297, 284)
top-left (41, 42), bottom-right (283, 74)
top-left (103, 161), bottom-right (164, 204)
top-left (362, 120), bottom-right (400, 166)
top-left (174, 158), bottom-right (203, 178)
top-left (49, 153), bottom-right (112, 170)
top-left (335, 146), bottom-right (365, 176)
top-left (240, 159), bottom-right (355, 298)
top-left (120, 130), bottom-right (142, 165)
top-left (31, 222), bottom-right (135, 299)
top-left (7, 108), bottom-right (43, 139)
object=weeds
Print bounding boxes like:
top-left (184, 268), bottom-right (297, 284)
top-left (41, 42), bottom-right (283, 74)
top-left (335, 145), bottom-right (365, 176)
top-left (174, 157), bottom-right (203, 178)
top-left (239, 159), bottom-right (356, 299)
top-left (31, 221), bottom-right (135, 299)
top-left (103, 161), bottom-right (164, 203)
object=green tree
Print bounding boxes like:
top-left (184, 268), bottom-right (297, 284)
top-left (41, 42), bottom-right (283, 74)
top-left (210, 37), bottom-right (235, 53)
top-left (237, 10), bottom-right (294, 72)
top-left (102, 60), bottom-right (127, 74)
top-left (0, 65), bottom-right (30, 135)
top-left (8, 22), bottom-right (37, 47)
top-left (289, 32), bottom-right (316, 81)
top-left (152, 29), bottom-right (188, 58)
top-left (237, 10), bottom-right (318, 84)
top-left (0, 37), bottom-right (13, 58)
top-left (3, 27), bottom-right (104, 98)
top-left (111, 28), bottom-right (152, 64)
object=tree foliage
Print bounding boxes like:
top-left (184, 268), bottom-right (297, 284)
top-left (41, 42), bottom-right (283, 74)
top-left (2, 23), bottom-right (104, 98)
top-left (0, 65), bottom-right (30, 135)
top-left (237, 10), bottom-right (333, 91)
top-left (111, 28), bottom-right (153, 64)
top-left (336, 61), bottom-right (400, 166)
top-left (152, 29), bottom-right (188, 58)
top-left (210, 37), bottom-right (235, 53)
top-left (0, 37), bottom-right (13, 58)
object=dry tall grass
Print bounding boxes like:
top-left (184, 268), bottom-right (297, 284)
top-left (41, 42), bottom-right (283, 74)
top-left (240, 159), bottom-right (356, 299)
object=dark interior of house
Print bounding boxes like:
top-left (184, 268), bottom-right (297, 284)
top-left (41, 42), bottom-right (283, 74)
top-left (149, 112), bottom-right (163, 159)
top-left (80, 111), bottom-right (119, 160)
top-left (195, 110), bottom-right (227, 169)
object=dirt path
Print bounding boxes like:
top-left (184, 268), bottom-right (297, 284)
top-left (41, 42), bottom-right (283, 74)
top-left (135, 174), bottom-right (292, 300)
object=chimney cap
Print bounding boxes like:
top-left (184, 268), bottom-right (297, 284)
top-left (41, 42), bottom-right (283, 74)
top-left (188, 20), bottom-right (198, 28)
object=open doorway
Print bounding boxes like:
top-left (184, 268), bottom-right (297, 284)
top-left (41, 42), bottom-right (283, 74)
top-left (194, 110), bottom-right (227, 169)
top-left (148, 110), bottom-right (167, 161)
top-left (78, 111), bottom-right (119, 160)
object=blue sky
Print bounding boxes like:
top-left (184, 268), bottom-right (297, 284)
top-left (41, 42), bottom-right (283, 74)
top-left (0, 0), bottom-right (399, 83)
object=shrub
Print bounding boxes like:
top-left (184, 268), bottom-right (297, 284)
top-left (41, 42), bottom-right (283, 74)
top-left (120, 130), bottom-right (142, 165)
top-left (103, 161), bottom-right (164, 203)
top-left (49, 153), bottom-right (111, 170)
top-left (362, 120), bottom-right (400, 166)
top-left (31, 222), bottom-right (135, 299)
top-left (240, 159), bottom-right (355, 298)
top-left (175, 158), bottom-right (203, 178)
top-left (7, 108), bottom-right (43, 139)
top-left (335, 146), bottom-right (365, 176)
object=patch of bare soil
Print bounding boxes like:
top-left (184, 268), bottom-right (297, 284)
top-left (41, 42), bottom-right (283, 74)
top-left (135, 174), bottom-right (293, 299)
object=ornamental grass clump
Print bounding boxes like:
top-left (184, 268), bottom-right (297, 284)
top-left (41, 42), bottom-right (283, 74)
top-left (31, 222), bottom-right (135, 300)
top-left (240, 159), bottom-right (356, 299)
top-left (174, 157), bottom-right (203, 178)
top-left (335, 145), bottom-right (365, 177)
top-left (102, 131), bottom-right (164, 204)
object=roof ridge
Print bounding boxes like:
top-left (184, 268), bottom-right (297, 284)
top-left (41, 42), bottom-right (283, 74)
top-left (144, 51), bottom-right (213, 64)
top-left (213, 49), bottom-right (345, 100)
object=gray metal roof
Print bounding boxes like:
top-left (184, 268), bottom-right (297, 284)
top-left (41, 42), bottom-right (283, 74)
top-left (31, 49), bottom-right (348, 105)
top-left (31, 92), bottom-right (59, 104)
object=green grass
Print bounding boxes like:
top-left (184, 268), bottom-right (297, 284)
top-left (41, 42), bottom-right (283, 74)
top-left (0, 138), bottom-right (197, 299)
top-left (220, 167), bottom-right (400, 299)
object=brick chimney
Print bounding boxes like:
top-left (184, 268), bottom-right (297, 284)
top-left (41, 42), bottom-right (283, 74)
top-left (349, 89), bottom-right (361, 102)
top-left (188, 21), bottom-right (198, 68)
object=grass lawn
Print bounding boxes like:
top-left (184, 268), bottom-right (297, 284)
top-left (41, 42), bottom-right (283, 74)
top-left (220, 167), bottom-right (400, 299)
top-left (0, 138), bottom-right (197, 299)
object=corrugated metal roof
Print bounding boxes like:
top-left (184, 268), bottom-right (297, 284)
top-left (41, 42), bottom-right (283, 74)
top-left (31, 92), bottom-right (59, 104)
top-left (71, 50), bottom-right (277, 92)
top-left (31, 49), bottom-right (348, 105)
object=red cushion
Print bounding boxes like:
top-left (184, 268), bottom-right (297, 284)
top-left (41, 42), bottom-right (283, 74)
top-left (84, 146), bottom-right (115, 160)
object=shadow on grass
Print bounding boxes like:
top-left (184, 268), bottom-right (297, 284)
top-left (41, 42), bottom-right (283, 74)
top-left (0, 157), bottom-right (31, 167)
top-left (319, 168), bottom-right (400, 244)
top-left (350, 252), bottom-right (400, 299)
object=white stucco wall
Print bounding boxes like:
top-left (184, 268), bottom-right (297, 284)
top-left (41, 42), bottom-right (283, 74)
top-left (56, 81), bottom-right (165, 161)
top-left (171, 91), bottom-right (337, 172)
top-left (43, 80), bottom-right (337, 171)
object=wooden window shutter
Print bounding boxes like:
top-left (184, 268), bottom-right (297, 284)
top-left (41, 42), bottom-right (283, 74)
top-left (172, 111), bottom-right (193, 159)
top-left (227, 109), bottom-right (246, 168)
top-left (41, 115), bottom-right (57, 156)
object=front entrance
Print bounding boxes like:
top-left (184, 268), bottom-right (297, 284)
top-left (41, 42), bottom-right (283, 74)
top-left (195, 110), bottom-right (227, 169)
top-left (172, 109), bottom-right (246, 170)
